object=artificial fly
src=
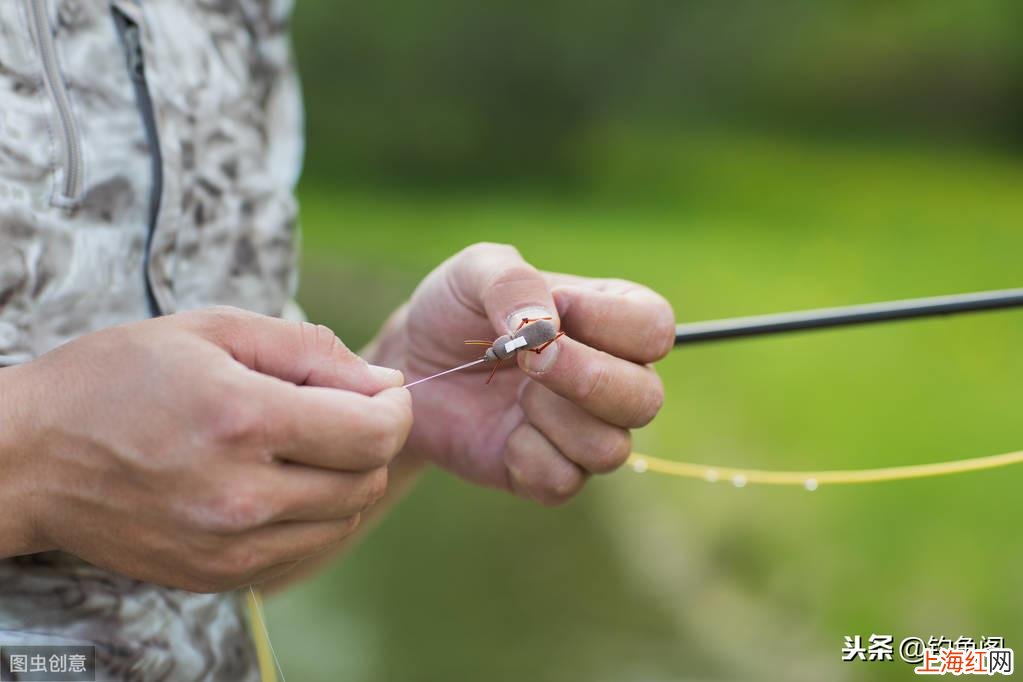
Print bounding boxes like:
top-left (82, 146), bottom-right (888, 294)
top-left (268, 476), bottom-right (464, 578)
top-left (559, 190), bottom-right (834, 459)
top-left (404, 316), bottom-right (563, 388)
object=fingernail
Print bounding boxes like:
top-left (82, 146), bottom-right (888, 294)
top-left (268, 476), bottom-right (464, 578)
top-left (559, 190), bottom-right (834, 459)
top-left (369, 364), bottom-right (404, 387)
top-left (522, 339), bottom-right (559, 374)
top-left (505, 306), bottom-right (555, 334)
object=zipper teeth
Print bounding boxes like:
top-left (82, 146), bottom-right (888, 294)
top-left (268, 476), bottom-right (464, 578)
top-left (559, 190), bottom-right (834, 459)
top-left (28, 0), bottom-right (84, 201)
top-left (113, 6), bottom-right (163, 317)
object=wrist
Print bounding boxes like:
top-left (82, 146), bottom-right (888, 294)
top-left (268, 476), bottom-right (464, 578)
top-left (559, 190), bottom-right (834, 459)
top-left (0, 363), bottom-right (52, 557)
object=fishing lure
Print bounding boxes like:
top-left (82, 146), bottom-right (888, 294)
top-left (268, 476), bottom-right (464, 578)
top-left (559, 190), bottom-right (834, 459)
top-left (403, 316), bottom-right (564, 388)
top-left (464, 315), bottom-right (565, 383)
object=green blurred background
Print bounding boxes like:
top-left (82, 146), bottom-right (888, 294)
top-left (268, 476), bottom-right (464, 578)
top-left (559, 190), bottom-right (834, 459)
top-left (267, 2), bottom-right (1023, 680)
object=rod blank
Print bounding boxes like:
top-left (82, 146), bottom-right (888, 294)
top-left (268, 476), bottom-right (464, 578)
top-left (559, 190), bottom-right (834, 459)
top-left (675, 288), bottom-right (1023, 346)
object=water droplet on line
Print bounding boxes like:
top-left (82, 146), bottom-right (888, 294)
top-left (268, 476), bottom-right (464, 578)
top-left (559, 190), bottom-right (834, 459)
top-left (732, 474), bottom-right (747, 488)
top-left (804, 478), bottom-right (818, 491)
top-left (632, 458), bottom-right (648, 473)
top-left (705, 469), bottom-right (719, 483)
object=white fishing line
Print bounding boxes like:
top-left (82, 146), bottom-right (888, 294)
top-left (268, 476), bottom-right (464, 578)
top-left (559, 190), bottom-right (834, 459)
top-left (403, 358), bottom-right (487, 388)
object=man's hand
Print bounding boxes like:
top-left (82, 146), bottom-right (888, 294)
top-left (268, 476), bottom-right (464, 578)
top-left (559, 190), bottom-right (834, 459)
top-left (0, 307), bottom-right (411, 592)
top-left (367, 243), bottom-right (674, 505)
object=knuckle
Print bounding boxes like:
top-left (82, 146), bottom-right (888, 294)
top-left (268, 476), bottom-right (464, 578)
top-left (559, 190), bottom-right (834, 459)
top-left (385, 391), bottom-right (414, 433)
top-left (357, 468), bottom-right (389, 510)
top-left (646, 299), bottom-right (677, 360)
top-left (488, 263), bottom-right (540, 292)
top-left (202, 396), bottom-right (272, 456)
top-left (366, 403), bottom-right (411, 466)
top-left (368, 468), bottom-right (390, 504)
top-left (327, 333), bottom-right (355, 363)
top-left (588, 429), bottom-right (633, 473)
top-left (363, 440), bottom-right (394, 470)
top-left (201, 488), bottom-right (269, 534)
top-left (206, 399), bottom-right (265, 448)
top-left (299, 321), bottom-right (349, 359)
top-left (394, 399), bottom-right (414, 441)
top-left (195, 305), bottom-right (248, 335)
top-left (460, 243), bottom-right (538, 293)
top-left (313, 323), bottom-right (336, 349)
top-left (197, 547), bottom-right (257, 590)
top-left (577, 362), bottom-right (610, 406)
top-left (541, 472), bottom-right (584, 506)
top-left (519, 382), bottom-right (546, 416)
top-left (629, 374), bottom-right (665, 427)
top-left (336, 513), bottom-right (362, 540)
top-left (204, 305), bottom-right (246, 324)
top-left (362, 424), bottom-right (397, 468)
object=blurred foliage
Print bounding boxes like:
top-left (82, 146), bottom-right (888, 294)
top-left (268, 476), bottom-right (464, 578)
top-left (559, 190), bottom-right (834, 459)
top-left (270, 1), bottom-right (1023, 680)
top-left (293, 0), bottom-right (1023, 186)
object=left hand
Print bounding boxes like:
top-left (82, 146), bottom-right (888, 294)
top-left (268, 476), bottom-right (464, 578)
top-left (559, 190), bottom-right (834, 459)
top-left (368, 243), bottom-right (675, 505)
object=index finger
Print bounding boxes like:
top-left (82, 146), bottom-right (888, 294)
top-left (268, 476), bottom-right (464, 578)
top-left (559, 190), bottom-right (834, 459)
top-left (239, 372), bottom-right (413, 471)
top-left (548, 277), bottom-right (676, 364)
top-left (187, 306), bottom-right (403, 394)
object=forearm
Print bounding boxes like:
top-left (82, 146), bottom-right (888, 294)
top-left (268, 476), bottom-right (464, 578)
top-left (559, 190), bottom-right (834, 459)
top-left (0, 365), bottom-right (48, 559)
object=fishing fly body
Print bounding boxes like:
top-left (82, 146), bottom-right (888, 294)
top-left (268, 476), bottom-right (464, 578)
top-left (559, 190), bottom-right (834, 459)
top-left (484, 318), bottom-right (561, 361)
top-left (402, 317), bottom-right (565, 388)
top-left (465, 316), bottom-right (565, 383)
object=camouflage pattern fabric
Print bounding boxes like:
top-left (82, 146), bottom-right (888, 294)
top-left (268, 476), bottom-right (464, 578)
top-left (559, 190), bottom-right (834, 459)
top-left (0, 0), bottom-right (304, 678)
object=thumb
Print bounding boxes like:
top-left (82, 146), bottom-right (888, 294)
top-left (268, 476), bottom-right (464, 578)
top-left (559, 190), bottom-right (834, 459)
top-left (451, 243), bottom-right (559, 335)
top-left (191, 306), bottom-right (403, 395)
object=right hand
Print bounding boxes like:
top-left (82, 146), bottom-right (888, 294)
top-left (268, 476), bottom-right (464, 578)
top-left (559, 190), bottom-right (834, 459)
top-left (0, 307), bottom-right (411, 592)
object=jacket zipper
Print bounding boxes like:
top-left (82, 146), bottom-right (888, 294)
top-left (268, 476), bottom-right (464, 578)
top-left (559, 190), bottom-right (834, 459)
top-left (27, 0), bottom-right (84, 204)
top-left (113, 5), bottom-right (163, 317)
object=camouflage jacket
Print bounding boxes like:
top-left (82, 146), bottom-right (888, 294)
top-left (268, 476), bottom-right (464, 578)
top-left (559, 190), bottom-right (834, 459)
top-left (0, 0), bottom-right (303, 679)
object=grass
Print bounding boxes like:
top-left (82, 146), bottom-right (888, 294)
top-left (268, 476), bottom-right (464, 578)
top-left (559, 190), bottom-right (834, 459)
top-left (269, 129), bottom-right (1023, 681)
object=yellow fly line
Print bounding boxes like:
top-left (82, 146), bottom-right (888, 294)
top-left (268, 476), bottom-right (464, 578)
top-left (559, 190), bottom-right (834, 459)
top-left (626, 450), bottom-right (1023, 490)
top-left (246, 586), bottom-right (282, 682)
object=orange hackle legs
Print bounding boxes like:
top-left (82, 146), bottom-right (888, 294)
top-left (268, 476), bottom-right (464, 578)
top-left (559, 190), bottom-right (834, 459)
top-left (463, 316), bottom-right (565, 384)
top-left (514, 315), bottom-right (551, 331)
top-left (513, 316), bottom-right (566, 354)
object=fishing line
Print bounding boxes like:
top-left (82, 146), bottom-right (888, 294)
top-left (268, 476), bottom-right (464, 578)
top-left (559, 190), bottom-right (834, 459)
top-left (647, 288), bottom-right (1023, 488)
top-left (627, 450), bottom-right (1023, 489)
top-left (248, 586), bottom-right (286, 682)
top-left (403, 358), bottom-right (486, 388)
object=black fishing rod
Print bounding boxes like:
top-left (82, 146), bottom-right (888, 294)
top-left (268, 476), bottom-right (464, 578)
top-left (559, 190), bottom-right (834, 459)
top-left (674, 288), bottom-right (1023, 346)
